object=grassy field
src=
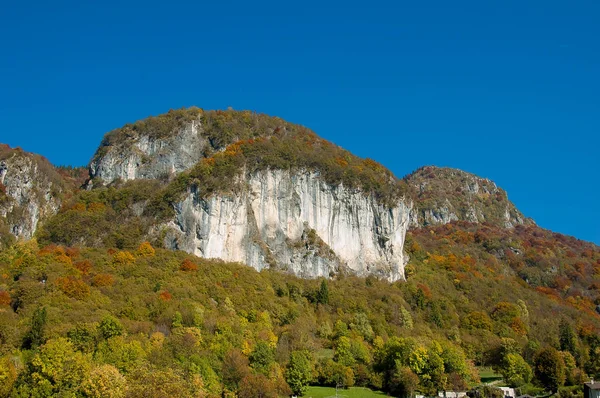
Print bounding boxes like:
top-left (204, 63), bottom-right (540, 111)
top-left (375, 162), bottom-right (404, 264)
top-left (477, 367), bottom-right (503, 384)
top-left (304, 386), bottom-right (391, 398)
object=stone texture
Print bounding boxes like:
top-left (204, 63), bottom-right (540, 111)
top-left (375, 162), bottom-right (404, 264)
top-left (0, 149), bottom-right (63, 240)
top-left (89, 119), bottom-right (207, 184)
top-left (164, 169), bottom-right (412, 281)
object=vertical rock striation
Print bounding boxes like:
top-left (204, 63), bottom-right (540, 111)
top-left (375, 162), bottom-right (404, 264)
top-left (165, 170), bottom-right (412, 281)
top-left (0, 146), bottom-right (64, 240)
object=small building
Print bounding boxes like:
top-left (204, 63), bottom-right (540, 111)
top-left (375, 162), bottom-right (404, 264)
top-left (585, 381), bottom-right (600, 398)
top-left (498, 387), bottom-right (515, 398)
top-left (438, 392), bottom-right (467, 398)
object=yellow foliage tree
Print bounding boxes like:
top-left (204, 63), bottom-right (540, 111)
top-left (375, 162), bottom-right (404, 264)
top-left (136, 242), bottom-right (155, 257)
top-left (82, 364), bottom-right (127, 398)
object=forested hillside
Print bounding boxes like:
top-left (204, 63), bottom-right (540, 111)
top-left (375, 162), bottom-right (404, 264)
top-left (0, 225), bottom-right (598, 397)
top-left (0, 108), bottom-right (599, 397)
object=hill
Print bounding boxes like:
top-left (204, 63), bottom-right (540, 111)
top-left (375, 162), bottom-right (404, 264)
top-left (0, 107), bottom-right (598, 397)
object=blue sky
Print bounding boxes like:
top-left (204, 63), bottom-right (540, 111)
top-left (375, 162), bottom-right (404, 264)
top-left (1, 1), bottom-right (598, 244)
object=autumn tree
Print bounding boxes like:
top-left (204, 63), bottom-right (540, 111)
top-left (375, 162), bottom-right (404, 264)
top-left (534, 347), bottom-right (566, 393)
top-left (22, 306), bottom-right (47, 349)
top-left (285, 350), bottom-right (313, 396)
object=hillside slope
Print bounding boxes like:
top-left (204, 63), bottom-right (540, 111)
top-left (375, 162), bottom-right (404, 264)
top-left (1, 107), bottom-right (599, 397)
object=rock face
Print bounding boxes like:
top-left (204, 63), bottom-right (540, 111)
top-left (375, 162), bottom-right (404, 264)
top-left (406, 166), bottom-right (531, 229)
top-left (90, 119), bottom-right (206, 184)
top-left (164, 169), bottom-right (411, 282)
top-left (0, 146), bottom-right (64, 241)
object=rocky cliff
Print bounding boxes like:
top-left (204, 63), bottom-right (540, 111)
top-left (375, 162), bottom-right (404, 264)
top-left (165, 169), bottom-right (411, 281)
top-left (2, 108), bottom-right (537, 282)
top-left (89, 108), bottom-right (301, 185)
top-left (405, 166), bottom-right (532, 229)
top-left (89, 111), bottom-right (206, 184)
top-left (0, 145), bottom-right (65, 243)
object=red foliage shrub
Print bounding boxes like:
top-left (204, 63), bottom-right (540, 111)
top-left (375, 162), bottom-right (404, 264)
top-left (159, 290), bottom-right (172, 301)
top-left (56, 276), bottom-right (90, 300)
top-left (65, 247), bottom-right (80, 258)
top-left (0, 290), bottom-right (10, 306)
top-left (92, 273), bottom-right (115, 287)
top-left (417, 283), bottom-right (432, 299)
top-left (74, 260), bottom-right (92, 275)
top-left (179, 259), bottom-right (198, 272)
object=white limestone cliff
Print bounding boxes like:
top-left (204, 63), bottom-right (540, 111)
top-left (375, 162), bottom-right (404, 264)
top-left (89, 119), bottom-right (207, 184)
top-left (0, 150), bottom-right (63, 240)
top-left (164, 169), bottom-right (411, 281)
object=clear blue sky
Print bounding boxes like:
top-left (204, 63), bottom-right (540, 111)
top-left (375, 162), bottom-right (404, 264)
top-left (1, 1), bottom-right (598, 244)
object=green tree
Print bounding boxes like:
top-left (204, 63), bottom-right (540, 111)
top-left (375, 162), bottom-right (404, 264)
top-left (501, 353), bottom-right (532, 387)
top-left (23, 306), bottom-right (46, 349)
top-left (17, 338), bottom-right (92, 396)
top-left (334, 336), bottom-right (355, 366)
top-left (250, 341), bottom-right (275, 375)
top-left (94, 336), bottom-right (146, 374)
top-left (559, 319), bottom-right (577, 357)
top-left (172, 311), bottom-right (183, 329)
top-left (98, 315), bottom-right (124, 340)
top-left (534, 347), bottom-right (566, 393)
top-left (285, 350), bottom-right (313, 396)
top-left (317, 279), bottom-right (329, 305)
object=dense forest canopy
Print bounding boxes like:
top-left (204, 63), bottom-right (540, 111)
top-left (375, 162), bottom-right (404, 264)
top-left (1, 221), bottom-right (599, 397)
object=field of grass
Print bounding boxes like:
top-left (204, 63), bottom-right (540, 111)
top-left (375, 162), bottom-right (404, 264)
top-left (304, 386), bottom-right (391, 398)
top-left (477, 367), bottom-right (504, 384)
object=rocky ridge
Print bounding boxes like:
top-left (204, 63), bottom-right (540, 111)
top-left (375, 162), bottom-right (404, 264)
top-left (0, 145), bottom-right (65, 244)
top-left (1, 108), bottom-right (535, 281)
top-left (405, 166), bottom-right (532, 229)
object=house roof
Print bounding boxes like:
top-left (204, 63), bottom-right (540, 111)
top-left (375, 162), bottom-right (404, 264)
top-left (585, 382), bottom-right (600, 389)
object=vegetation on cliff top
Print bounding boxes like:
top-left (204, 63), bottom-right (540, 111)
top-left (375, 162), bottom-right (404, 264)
top-left (404, 166), bottom-right (531, 227)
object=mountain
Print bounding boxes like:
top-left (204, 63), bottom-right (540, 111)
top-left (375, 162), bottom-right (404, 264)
top-left (16, 108), bottom-right (526, 282)
top-left (1, 107), bottom-right (599, 397)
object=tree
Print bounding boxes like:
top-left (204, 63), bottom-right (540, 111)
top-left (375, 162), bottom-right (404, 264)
top-left (390, 365), bottom-right (419, 398)
top-left (23, 306), bottom-right (46, 349)
top-left (559, 319), bottom-right (577, 356)
top-left (94, 336), bottom-right (146, 374)
top-left (82, 364), bottom-right (127, 398)
top-left (19, 338), bottom-right (92, 396)
top-left (501, 353), bottom-right (532, 387)
top-left (126, 365), bottom-right (196, 398)
top-left (285, 350), bottom-right (313, 396)
top-left (334, 336), bottom-right (355, 366)
top-left (534, 347), bottom-right (566, 393)
top-left (222, 349), bottom-right (250, 391)
top-left (0, 356), bottom-right (18, 397)
top-left (238, 374), bottom-right (278, 398)
top-left (250, 341), bottom-right (275, 375)
top-left (98, 315), bottom-right (124, 340)
top-left (317, 279), bottom-right (329, 305)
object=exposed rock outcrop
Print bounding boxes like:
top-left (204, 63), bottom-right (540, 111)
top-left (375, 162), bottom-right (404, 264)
top-left (90, 118), bottom-right (207, 184)
top-left (406, 166), bottom-right (532, 229)
top-left (0, 145), bottom-right (64, 241)
top-left (164, 169), bottom-right (411, 281)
